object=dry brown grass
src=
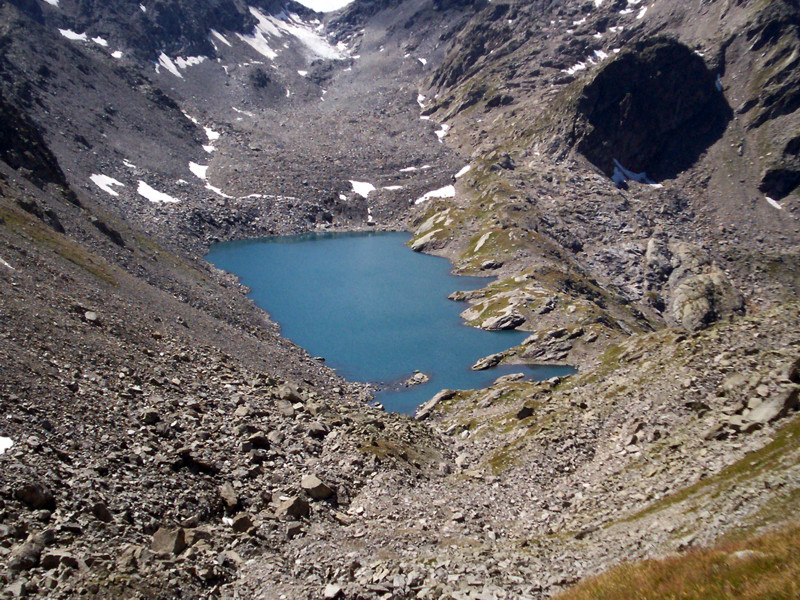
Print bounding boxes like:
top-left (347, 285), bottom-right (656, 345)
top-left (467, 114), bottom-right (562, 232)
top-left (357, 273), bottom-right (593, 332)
top-left (557, 522), bottom-right (800, 600)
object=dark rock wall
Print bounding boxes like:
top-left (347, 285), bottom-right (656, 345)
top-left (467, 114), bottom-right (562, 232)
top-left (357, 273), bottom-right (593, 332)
top-left (572, 38), bottom-right (731, 181)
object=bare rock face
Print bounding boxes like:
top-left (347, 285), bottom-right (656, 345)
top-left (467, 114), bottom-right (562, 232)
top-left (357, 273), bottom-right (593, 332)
top-left (571, 38), bottom-right (731, 182)
top-left (670, 265), bottom-right (744, 331)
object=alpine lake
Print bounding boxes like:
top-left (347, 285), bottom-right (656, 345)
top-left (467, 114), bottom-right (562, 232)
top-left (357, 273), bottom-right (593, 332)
top-left (206, 231), bottom-right (574, 414)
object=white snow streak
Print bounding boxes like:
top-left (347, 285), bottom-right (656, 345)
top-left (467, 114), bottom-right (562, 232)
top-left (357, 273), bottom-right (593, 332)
top-left (90, 174), bottom-right (125, 196)
top-left (175, 56), bottom-right (206, 69)
top-left (455, 165), bottom-right (472, 179)
top-left (203, 145), bottom-right (216, 154)
top-left (415, 185), bottom-right (456, 205)
top-left (137, 181), bottom-right (180, 204)
top-left (418, 57), bottom-right (427, 66)
top-left (0, 257), bottom-right (14, 271)
top-left (43, 0), bottom-right (59, 6)
top-left (205, 183), bottom-right (233, 199)
top-left (349, 180), bottom-right (376, 198)
top-left (204, 126), bottom-right (221, 141)
top-left (383, 185), bottom-right (404, 191)
top-left (157, 53), bottom-right (182, 78)
top-left (0, 437), bottom-right (13, 454)
top-left (210, 29), bottom-right (232, 47)
top-left (189, 162), bottom-right (208, 180)
top-left (59, 29), bottom-right (87, 42)
top-left (92, 36), bottom-right (108, 47)
top-left (765, 196), bottom-right (783, 210)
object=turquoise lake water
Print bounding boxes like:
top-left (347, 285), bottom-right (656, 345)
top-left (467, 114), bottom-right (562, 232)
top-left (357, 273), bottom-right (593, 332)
top-left (206, 231), bottom-right (574, 414)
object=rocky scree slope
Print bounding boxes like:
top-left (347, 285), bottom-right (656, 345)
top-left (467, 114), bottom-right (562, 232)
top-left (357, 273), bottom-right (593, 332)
top-left (1, 0), bottom-right (800, 599)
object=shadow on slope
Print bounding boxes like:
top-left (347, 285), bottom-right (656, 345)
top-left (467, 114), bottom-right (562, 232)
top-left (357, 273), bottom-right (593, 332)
top-left (571, 38), bottom-right (733, 183)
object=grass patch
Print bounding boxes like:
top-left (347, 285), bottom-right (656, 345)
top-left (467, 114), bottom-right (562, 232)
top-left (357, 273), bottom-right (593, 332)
top-left (618, 414), bottom-right (800, 525)
top-left (0, 202), bottom-right (117, 285)
top-left (556, 521), bottom-right (800, 600)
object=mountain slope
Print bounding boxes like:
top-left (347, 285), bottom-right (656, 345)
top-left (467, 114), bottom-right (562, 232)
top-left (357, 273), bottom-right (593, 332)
top-left (0, 0), bottom-right (799, 599)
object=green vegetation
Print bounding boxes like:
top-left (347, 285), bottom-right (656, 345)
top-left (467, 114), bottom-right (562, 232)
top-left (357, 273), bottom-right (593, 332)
top-left (0, 201), bottom-right (117, 285)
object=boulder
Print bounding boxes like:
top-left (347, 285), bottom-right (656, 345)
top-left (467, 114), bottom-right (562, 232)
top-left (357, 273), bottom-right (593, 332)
top-left (670, 266), bottom-right (744, 331)
top-left (481, 312), bottom-right (525, 331)
top-left (415, 389), bottom-right (457, 421)
top-left (471, 353), bottom-right (503, 371)
top-left (231, 513), bottom-right (254, 534)
top-left (278, 383), bottom-right (303, 403)
top-left (276, 496), bottom-right (309, 519)
top-left (150, 527), bottom-right (186, 556)
top-left (91, 502), bottom-right (113, 523)
top-left (746, 385), bottom-right (799, 424)
top-left (15, 483), bottom-right (55, 511)
top-left (219, 482), bottom-right (238, 510)
top-left (40, 550), bottom-right (79, 571)
top-left (301, 475), bottom-right (334, 500)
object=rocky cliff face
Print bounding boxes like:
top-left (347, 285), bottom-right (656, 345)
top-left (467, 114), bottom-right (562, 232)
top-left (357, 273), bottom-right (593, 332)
top-left (0, 0), bottom-right (800, 598)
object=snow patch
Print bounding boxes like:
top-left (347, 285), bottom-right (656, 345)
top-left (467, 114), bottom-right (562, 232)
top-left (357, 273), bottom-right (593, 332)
top-left (417, 94), bottom-right (426, 109)
top-left (563, 61), bottom-right (587, 75)
top-left (90, 174), bottom-right (125, 196)
top-left (636, 6), bottom-right (648, 19)
top-left (298, 70), bottom-right (308, 76)
top-left (339, 193), bottom-right (347, 201)
top-left (140, 4), bottom-right (146, 12)
top-left (157, 53), bottom-right (182, 78)
top-left (383, 185), bottom-right (404, 191)
top-left (415, 185), bottom-right (456, 205)
top-left (418, 57), bottom-right (427, 66)
top-left (237, 9), bottom-right (278, 60)
top-left (0, 257), bottom-right (15, 271)
top-left (232, 107), bottom-right (254, 117)
top-left (92, 36), bottom-right (108, 47)
top-left (205, 183), bottom-right (233, 199)
top-left (210, 29), bottom-right (232, 47)
top-left (203, 145), bottom-right (216, 154)
top-left (349, 180), bottom-right (376, 198)
top-left (189, 162), bottom-right (208, 180)
top-left (0, 437), bottom-right (12, 454)
top-left (175, 56), bottom-right (206, 69)
top-left (59, 29), bottom-right (87, 42)
top-left (765, 196), bottom-right (783, 210)
top-left (137, 181), bottom-right (180, 204)
top-left (111, 50), bottom-right (123, 59)
top-left (715, 74), bottom-right (723, 92)
top-left (435, 123), bottom-right (450, 141)
top-left (204, 127), bottom-right (221, 141)
top-left (43, 0), bottom-right (59, 6)
top-left (611, 159), bottom-right (662, 188)
top-left (455, 165), bottom-right (472, 179)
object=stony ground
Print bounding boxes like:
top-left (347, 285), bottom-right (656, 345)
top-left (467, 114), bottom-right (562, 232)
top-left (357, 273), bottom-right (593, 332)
top-left (1, 0), bottom-right (800, 598)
